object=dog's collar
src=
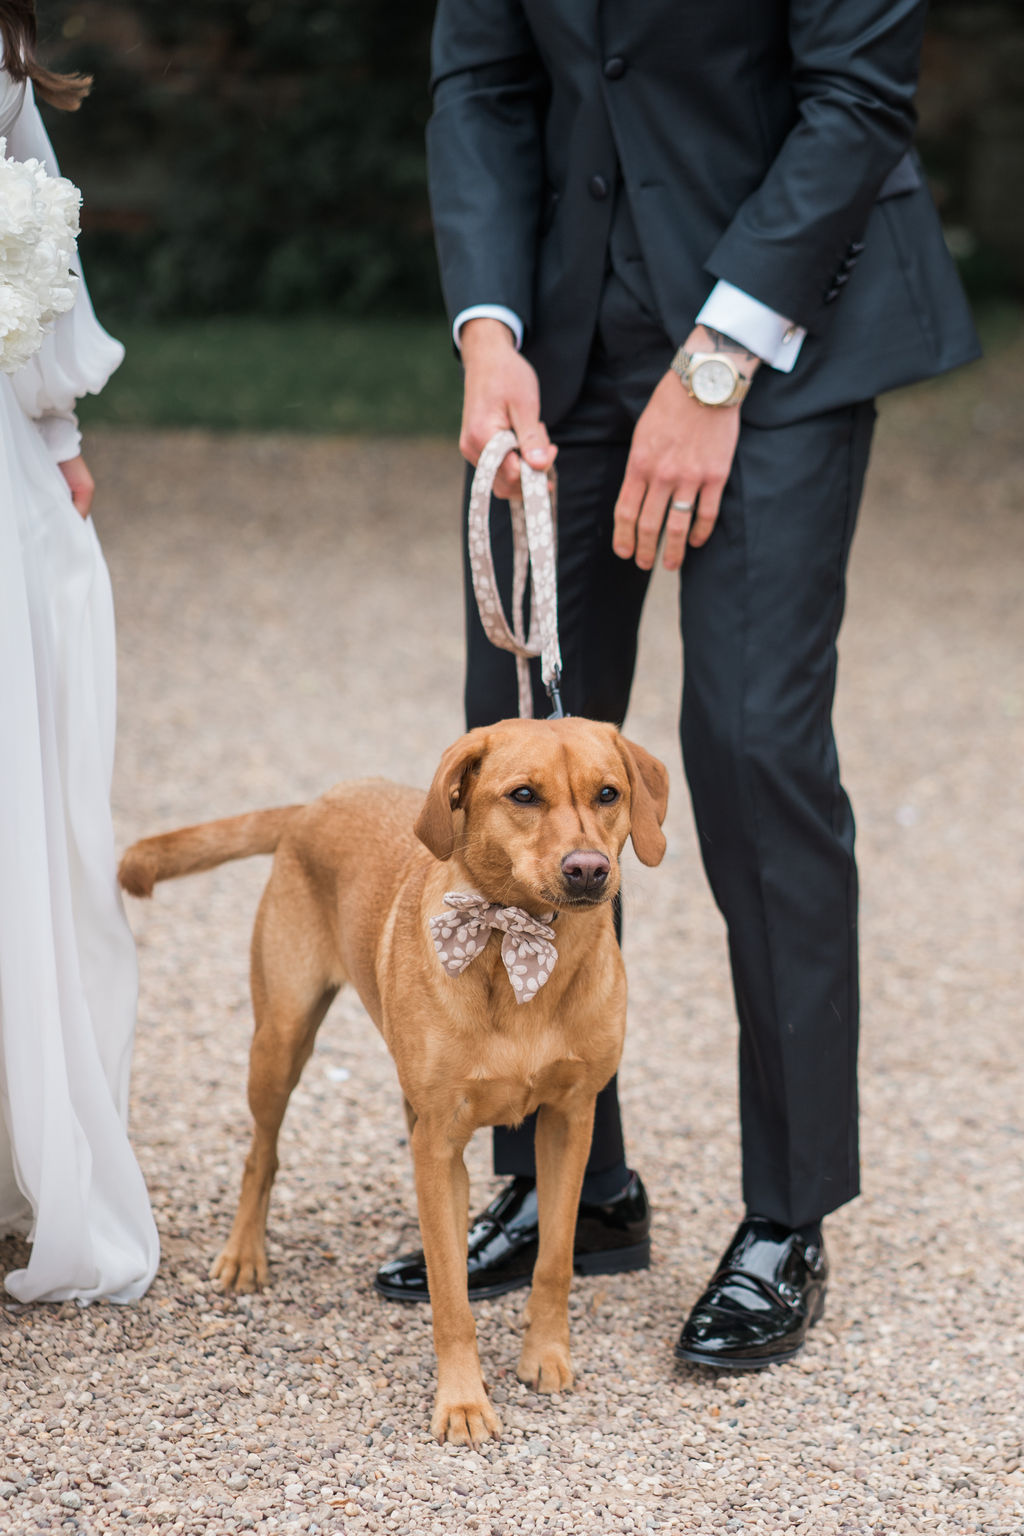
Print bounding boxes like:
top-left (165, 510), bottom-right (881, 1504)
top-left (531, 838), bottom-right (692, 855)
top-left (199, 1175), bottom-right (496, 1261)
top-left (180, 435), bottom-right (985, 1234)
top-left (430, 892), bottom-right (558, 1003)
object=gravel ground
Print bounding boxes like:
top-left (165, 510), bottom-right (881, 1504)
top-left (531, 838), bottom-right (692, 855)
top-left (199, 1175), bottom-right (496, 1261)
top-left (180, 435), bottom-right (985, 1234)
top-left (1, 338), bottom-right (1022, 1535)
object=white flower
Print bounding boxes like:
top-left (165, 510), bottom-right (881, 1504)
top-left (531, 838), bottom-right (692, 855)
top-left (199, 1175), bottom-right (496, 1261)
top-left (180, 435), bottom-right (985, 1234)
top-left (0, 136), bottom-right (81, 374)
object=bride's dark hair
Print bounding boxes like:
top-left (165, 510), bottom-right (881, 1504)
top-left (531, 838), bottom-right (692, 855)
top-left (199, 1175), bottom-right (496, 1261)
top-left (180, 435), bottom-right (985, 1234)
top-left (0, 0), bottom-right (91, 110)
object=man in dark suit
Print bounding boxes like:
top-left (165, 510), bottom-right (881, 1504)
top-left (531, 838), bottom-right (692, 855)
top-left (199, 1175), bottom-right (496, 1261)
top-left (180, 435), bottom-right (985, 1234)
top-left (374, 0), bottom-right (979, 1368)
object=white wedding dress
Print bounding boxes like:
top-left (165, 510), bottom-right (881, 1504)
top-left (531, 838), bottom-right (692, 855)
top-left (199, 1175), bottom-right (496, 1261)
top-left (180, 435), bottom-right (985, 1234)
top-left (0, 68), bottom-right (158, 1301)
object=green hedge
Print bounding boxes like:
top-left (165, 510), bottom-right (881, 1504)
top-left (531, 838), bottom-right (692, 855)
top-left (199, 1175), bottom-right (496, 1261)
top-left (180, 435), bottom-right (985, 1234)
top-left (41, 1), bottom-right (441, 321)
top-left (39, 0), bottom-right (1022, 323)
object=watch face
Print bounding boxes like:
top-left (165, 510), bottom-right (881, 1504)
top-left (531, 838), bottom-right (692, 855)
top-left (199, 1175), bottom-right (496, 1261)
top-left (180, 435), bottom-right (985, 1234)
top-left (692, 357), bottom-right (737, 405)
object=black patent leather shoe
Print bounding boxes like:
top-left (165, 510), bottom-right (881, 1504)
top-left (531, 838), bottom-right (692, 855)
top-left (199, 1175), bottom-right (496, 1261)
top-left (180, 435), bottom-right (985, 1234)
top-left (374, 1171), bottom-right (651, 1302)
top-left (674, 1215), bottom-right (828, 1370)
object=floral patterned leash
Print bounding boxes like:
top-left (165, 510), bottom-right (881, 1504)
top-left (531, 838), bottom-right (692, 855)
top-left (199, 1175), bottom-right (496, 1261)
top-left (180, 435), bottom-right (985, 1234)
top-left (466, 430), bottom-right (565, 719)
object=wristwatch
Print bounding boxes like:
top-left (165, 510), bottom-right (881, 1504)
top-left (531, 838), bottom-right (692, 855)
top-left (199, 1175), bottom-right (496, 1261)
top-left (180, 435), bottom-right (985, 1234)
top-left (671, 347), bottom-right (751, 407)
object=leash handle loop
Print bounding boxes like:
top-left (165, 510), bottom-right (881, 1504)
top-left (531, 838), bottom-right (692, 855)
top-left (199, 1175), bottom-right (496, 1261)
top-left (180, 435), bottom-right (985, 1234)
top-left (467, 430), bottom-right (564, 720)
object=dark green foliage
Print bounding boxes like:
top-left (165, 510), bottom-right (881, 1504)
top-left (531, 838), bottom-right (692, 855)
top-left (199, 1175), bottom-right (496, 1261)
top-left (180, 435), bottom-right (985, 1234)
top-left (38, 1), bottom-right (442, 320)
top-left (35, 1), bottom-right (1022, 321)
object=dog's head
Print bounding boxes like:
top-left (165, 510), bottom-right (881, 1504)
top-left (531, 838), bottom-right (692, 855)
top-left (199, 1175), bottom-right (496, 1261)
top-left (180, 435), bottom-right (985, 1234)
top-left (415, 718), bottom-right (669, 913)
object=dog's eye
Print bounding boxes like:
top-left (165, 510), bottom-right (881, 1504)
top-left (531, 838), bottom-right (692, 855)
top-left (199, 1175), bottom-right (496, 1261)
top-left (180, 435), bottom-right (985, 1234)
top-left (598, 787), bottom-right (619, 804)
top-left (509, 786), bottom-right (537, 805)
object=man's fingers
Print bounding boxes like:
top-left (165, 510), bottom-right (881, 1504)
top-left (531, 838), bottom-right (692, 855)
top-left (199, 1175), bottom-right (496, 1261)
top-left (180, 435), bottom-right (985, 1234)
top-left (494, 450), bottom-right (522, 500)
top-left (508, 405), bottom-right (557, 473)
top-left (459, 419), bottom-right (501, 466)
top-left (688, 480), bottom-right (724, 547)
top-left (460, 413), bottom-right (556, 497)
top-left (461, 434), bottom-right (554, 501)
top-left (612, 466), bottom-right (645, 560)
top-left (633, 480), bottom-right (674, 570)
top-left (661, 490), bottom-right (699, 571)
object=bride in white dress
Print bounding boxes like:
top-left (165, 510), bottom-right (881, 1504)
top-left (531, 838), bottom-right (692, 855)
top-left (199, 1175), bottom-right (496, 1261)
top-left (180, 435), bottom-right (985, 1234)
top-left (0, 20), bottom-right (158, 1301)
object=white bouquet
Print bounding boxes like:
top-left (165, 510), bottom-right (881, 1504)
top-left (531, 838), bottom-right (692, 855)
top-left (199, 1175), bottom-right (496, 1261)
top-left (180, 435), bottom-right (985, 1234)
top-left (0, 135), bottom-right (80, 374)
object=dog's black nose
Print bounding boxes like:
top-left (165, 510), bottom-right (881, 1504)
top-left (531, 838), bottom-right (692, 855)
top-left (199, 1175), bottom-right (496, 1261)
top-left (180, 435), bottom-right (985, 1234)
top-left (561, 850), bottom-right (610, 894)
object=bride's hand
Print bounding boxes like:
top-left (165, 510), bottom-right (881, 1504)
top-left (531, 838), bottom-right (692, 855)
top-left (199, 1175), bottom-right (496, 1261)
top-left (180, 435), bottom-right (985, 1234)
top-left (59, 455), bottom-right (95, 520)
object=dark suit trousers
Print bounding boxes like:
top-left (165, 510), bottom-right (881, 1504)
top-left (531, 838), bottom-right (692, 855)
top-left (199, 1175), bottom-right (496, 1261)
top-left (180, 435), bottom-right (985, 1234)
top-left (462, 277), bottom-right (874, 1229)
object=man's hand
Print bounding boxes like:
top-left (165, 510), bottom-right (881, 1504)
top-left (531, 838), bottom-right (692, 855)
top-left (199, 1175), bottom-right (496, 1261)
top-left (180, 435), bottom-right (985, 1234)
top-left (459, 318), bottom-right (557, 500)
top-left (59, 454), bottom-right (95, 520)
top-left (613, 325), bottom-right (759, 571)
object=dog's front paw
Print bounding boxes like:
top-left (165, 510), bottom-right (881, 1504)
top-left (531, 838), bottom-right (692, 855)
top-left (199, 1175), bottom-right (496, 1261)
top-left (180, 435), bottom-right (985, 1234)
top-left (210, 1240), bottom-right (267, 1293)
top-left (430, 1394), bottom-right (501, 1448)
top-left (516, 1340), bottom-right (574, 1394)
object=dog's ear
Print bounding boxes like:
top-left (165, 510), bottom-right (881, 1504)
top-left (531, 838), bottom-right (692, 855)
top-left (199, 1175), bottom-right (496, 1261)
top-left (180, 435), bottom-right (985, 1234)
top-left (415, 730), bottom-right (487, 861)
top-left (616, 735), bottom-right (669, 867)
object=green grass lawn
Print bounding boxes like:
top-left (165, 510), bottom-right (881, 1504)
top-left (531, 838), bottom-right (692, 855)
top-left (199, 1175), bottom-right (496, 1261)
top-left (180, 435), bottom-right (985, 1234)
top-left (78, 316), bottom-right (464, 436)
top-left (77, 305), bottom-right (1022, 437)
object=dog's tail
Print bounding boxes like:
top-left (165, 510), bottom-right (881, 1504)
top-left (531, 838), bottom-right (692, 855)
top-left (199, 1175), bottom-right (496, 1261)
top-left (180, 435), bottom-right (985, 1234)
top-left (118, 807), bottom-right (303, 898)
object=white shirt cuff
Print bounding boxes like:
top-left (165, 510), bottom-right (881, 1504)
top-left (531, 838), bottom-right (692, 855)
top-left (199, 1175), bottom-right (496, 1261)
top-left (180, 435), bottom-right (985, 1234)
top-left (35, 410), bottom-right (82, 463)
top-left (696, 281), bottom-right (806, 373)
top-left (453, 305), bottom-right (524, 351)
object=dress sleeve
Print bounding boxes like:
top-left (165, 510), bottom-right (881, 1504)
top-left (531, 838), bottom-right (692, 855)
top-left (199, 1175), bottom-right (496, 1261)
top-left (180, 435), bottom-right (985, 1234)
top-left (3, 78), bottom-right (124, 461)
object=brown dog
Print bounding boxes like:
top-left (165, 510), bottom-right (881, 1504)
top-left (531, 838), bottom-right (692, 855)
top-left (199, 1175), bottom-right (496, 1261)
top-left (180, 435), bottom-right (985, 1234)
top-left (119, 717), bottom-right (668, 1446)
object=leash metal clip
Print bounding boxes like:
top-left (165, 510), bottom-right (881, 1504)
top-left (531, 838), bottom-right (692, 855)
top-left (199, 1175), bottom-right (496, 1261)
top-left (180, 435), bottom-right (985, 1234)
top-left (545, 671), bottom-right (565, 720)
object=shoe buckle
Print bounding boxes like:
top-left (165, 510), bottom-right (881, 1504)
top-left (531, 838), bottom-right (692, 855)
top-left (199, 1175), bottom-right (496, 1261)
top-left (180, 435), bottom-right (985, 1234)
top-left (776, 1280), bottom-right (801, 1309)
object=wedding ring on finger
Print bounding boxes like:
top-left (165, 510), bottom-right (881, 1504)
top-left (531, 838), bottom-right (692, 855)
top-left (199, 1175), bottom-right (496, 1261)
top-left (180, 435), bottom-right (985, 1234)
top-left (670, 498), bottom-right (695, 514)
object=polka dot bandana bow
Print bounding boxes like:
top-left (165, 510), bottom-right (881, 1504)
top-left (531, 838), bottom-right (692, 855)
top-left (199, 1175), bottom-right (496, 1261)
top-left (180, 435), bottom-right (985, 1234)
top-left (430, 891), bottom-right (558, 1003)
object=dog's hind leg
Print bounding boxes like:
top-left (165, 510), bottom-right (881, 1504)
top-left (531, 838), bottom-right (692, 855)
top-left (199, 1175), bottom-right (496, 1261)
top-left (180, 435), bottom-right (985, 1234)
top-left (211, 874), bottom-right (340, 1292)
top-left (517, 1095), bottom-right (597, 1393)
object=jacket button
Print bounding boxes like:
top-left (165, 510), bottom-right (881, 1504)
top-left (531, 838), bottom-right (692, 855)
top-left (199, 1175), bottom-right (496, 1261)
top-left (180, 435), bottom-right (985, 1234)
top-left (603, 56), bottom-right (626, 80)
top-left (823, 285), bottom-right (840, 303)
top-left (847, 240), bottom-right (866, 256)
top-left (589, 174), bottom-right (610, 200)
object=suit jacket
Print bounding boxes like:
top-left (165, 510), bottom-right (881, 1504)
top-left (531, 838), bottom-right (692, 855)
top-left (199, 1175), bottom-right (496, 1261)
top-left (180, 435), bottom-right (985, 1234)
top-left (426, 0), bottom-right (981, 429)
